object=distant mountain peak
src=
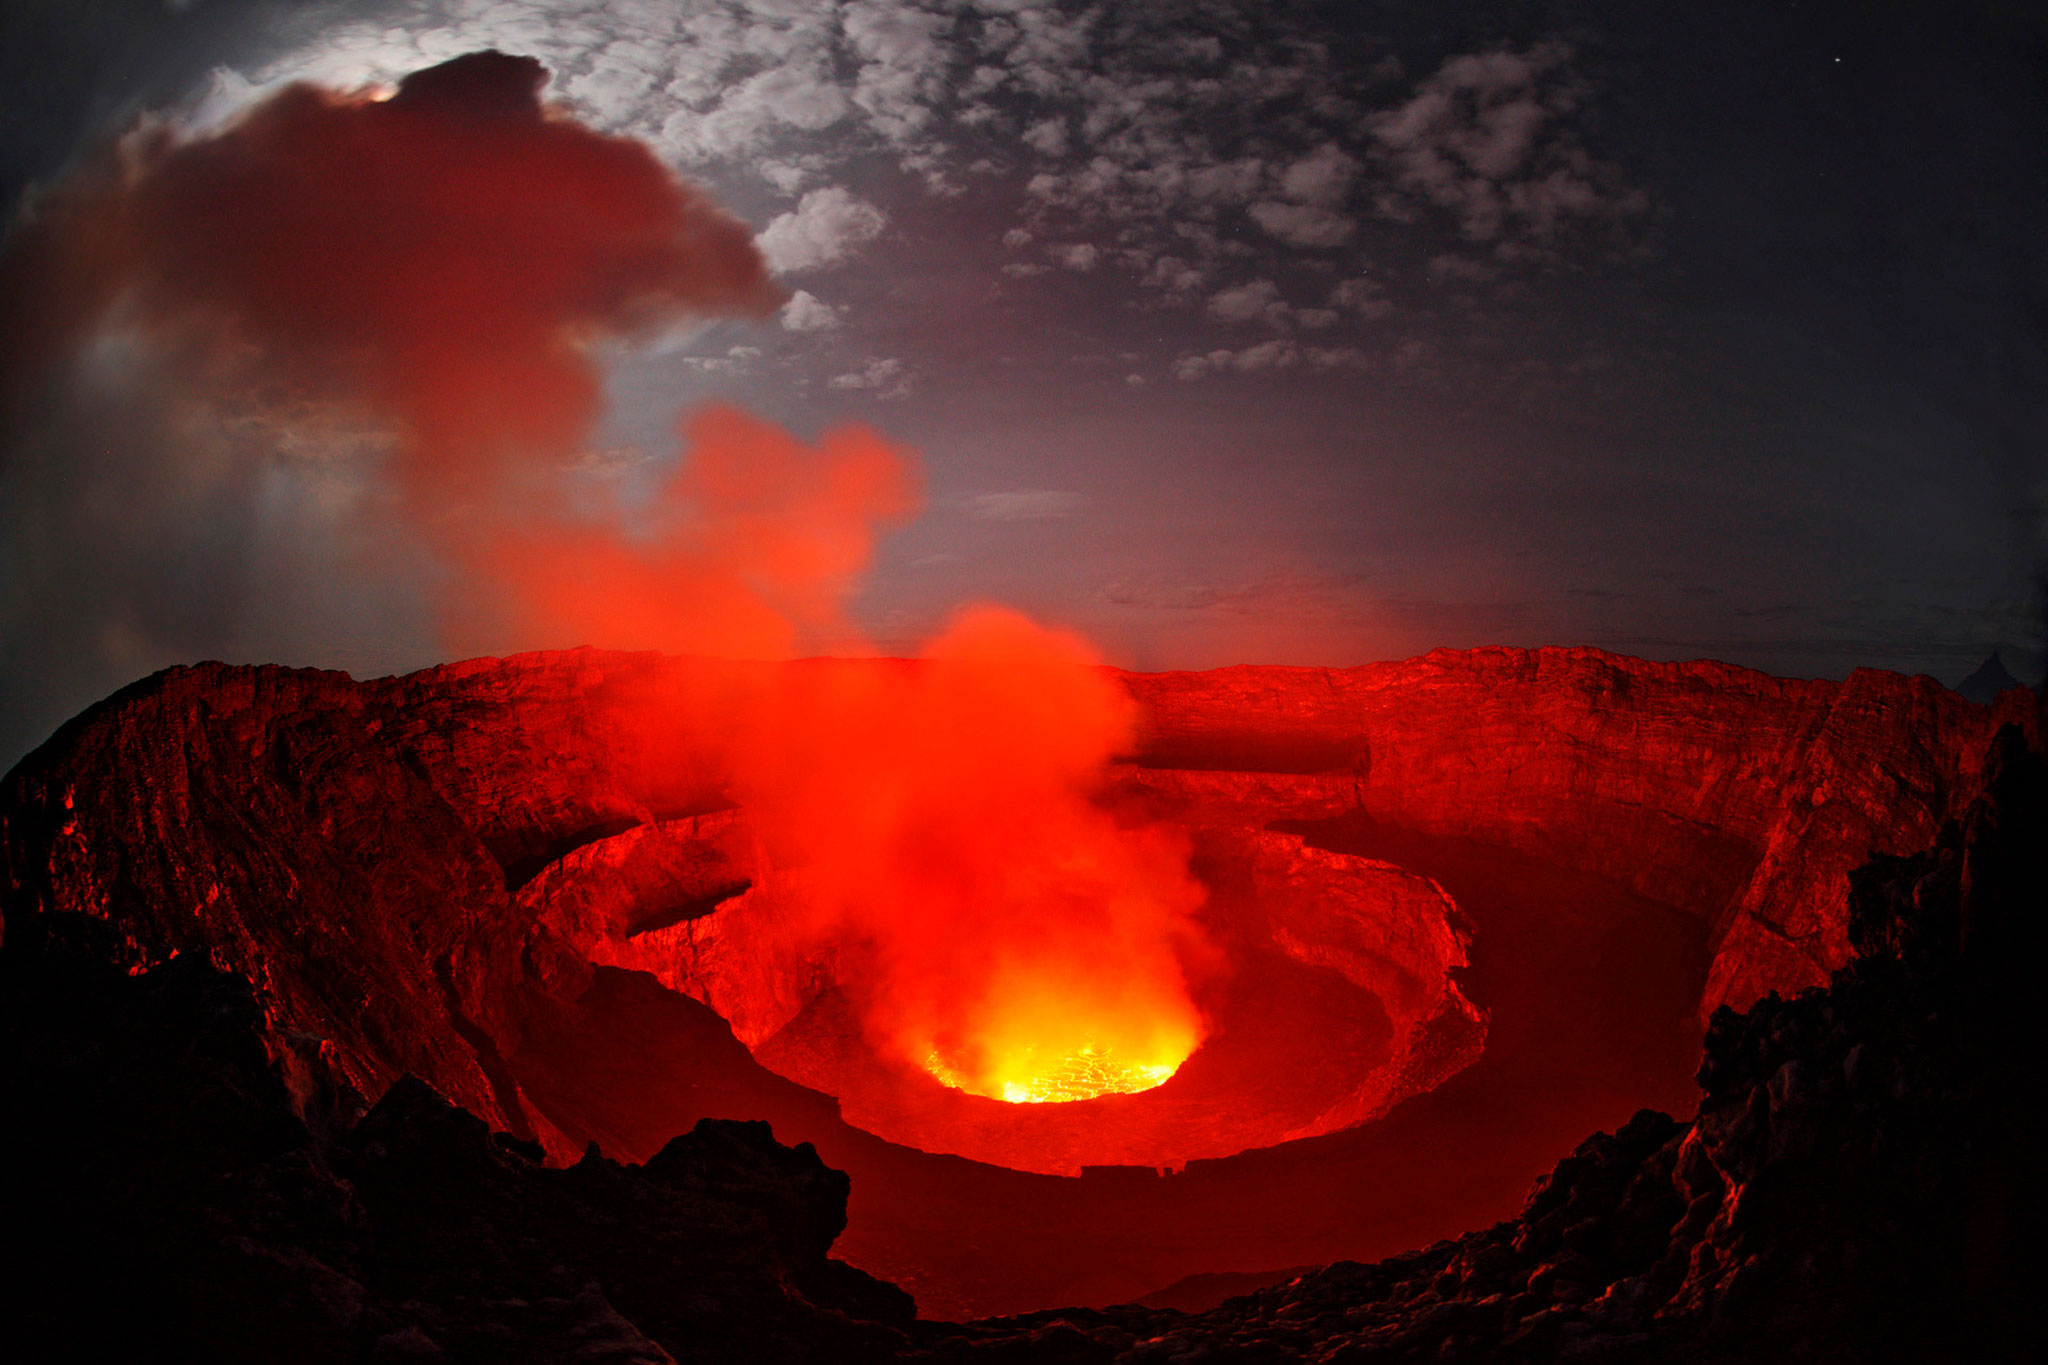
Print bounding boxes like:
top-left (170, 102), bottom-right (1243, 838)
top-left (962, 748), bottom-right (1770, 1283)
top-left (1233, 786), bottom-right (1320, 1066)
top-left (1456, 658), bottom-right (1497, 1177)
top-left (1958, 651), bottom-right (2024, 705)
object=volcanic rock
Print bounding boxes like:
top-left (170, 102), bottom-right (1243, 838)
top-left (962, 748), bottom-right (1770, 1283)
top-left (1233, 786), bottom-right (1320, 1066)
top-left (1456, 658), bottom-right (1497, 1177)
top-left (736, 827), bottom-right (1485, 1175)
top-left (992, 721), bottom-right (2038, 1362)
top-left (1120, 649), bottom-right (2037, 1016)
top-left (0, 914), bottom-right (913, 1363)
top-left (2, 645), bottom-right (2038, 1327)
top-left (4, 647), bottom-right (2025, 1127)
top-left (9, 718), bottom-right (2033, 1359)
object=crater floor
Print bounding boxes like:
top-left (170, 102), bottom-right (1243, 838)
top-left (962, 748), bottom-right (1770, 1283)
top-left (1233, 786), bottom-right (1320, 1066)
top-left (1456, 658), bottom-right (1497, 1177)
top-left (512, 819), bottom-right (1707, 1318)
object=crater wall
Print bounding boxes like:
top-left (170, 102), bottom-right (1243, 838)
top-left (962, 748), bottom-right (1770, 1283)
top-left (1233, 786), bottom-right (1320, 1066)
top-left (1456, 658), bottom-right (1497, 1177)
top-left (2, 647), bottom-right (2033, 1164)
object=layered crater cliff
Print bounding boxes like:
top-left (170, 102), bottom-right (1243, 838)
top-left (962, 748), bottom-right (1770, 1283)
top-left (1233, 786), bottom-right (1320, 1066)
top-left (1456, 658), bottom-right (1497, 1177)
top-left (1, 646), bottom-right (2033, 1316)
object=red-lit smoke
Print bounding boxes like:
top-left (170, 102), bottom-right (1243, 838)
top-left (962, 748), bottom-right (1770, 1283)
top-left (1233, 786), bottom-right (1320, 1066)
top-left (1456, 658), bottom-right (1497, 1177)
top-left (734, 607), bottom-right (1211, 1098)
top-left (478, 403), bottom-right (920, 659)
top-left (2, 51), bottom-right (1209, 1099)
top-left (6, 52), bottom-right (777, 495)
top-left (0, 51), bottom-right (924, 659)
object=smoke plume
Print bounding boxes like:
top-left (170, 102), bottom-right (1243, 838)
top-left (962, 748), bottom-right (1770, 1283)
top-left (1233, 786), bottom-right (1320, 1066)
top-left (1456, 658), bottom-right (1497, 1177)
top-left (0, 50), bottom-right (864, 754)
top-left (0, 49), bottom-right (1211, 1097)
top-left (734, 607), bottom-right (1212, 1098)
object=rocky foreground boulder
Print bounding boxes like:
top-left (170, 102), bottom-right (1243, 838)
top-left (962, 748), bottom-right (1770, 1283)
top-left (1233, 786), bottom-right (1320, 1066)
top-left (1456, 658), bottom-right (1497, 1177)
top-left (1, 911), bottom-right (912, 1363)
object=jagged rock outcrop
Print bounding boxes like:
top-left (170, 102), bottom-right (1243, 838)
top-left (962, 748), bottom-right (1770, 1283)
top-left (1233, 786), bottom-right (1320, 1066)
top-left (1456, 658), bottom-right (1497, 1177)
top-left (1221, 829), bottom-right (1485, 1144)
top-left (0, 653), bottom-right (779, 1159)
top-left (1122, 649), bottom-right (2037, 1015)
top-left (918, 723), bottom-right (2044, 1361)
top-left (0, 914), bottom-right (914, 1364)
top-left (0, 662), bottom-right (560, 1150)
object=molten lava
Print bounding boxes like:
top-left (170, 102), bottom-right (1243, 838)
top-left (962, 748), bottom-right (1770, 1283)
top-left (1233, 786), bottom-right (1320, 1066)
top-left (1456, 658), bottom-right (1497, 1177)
top-left (912, 953), bottom-right (1204, 1103)
top-left (926, 1042), bottom-right (1183, 1104)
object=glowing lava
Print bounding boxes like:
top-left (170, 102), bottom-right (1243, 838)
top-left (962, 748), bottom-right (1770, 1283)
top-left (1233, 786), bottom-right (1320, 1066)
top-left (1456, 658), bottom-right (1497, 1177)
top-left (912, 951), bottom-right (1205, 1104)
top-left (926, 1040), bottom-right (1186, 1104)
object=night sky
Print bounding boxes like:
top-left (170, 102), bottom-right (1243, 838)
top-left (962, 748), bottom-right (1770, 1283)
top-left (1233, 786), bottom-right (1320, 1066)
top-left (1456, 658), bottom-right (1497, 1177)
top-left (3, 0), bottom-right (2043, 767)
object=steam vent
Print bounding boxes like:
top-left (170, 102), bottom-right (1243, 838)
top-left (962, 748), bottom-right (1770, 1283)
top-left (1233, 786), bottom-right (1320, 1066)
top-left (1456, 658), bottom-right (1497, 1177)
top-left (3, 647), bottom-right (2040, 1360)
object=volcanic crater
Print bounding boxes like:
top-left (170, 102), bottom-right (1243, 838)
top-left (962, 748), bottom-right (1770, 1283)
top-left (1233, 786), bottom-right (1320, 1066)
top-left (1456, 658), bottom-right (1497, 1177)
top-left (1, 644), bottom-right (2026, 1317)
top-left (540, 804), bottom-right (1486, 1176)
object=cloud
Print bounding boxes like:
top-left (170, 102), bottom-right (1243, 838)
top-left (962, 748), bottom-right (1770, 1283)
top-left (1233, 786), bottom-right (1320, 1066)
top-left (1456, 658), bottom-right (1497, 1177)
top-left (1277, 142), bottom-right (1360, 206)
top-left (1057, 243), bottom-right (1100, 272)
top-left (1145, 255), bottom-right (1206, 296)
top-left (1232, 339), bottom-right (1298, 371)
top-left (756, 186), bottom-right (888, 274)
top-left (1185, 158), bottom-right (1266, 204)
top-left (1023, 117), bottom-right (1067, 156)
top-left (663, 59), bottom-right (851, 160)
top-left (1366, 42), bottom-right (1644, 247)
top-left (1247, 201), bottom-right (1355, 248)
top-left (1095, 569), bottom-right (1373, 613)
top-left (780, 289), bottom-right (843, 332)
top-left (0, 48), bottom-right (831, 759)
top-left (1306, 345), bottom-right (1373, 371)
top-left (561, 42), bottom-right (664, 126)
top-left (682, 344), bottom-right (763, 375)
top-left (828, 356), bottom-right (911, 398)
top-left (842, 0), bottom-right (954, 146)
top-left (1427, 253), bottom-right (1499, 284)
top-left (1171, 341), bottom-right (1374, 380)
top-left (1206, 279), bottom-right (1289, 326)
top-left (965, 489), bottom-right (1086, 521)
top-left (1330, 276), bottom-right (1393, 319)
top-left (1173, 343), bottom-right (1289, 380)
top-left (239, 3), bottom-right (1653, 348)
top-left (758, 157), bottom-right (820, 193)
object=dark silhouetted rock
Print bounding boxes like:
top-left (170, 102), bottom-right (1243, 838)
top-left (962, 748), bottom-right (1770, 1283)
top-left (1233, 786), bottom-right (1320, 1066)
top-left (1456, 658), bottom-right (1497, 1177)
top-left (0, 918), bottom-right (912, 1363)
top-left (1956, 650), bottom-right (2025, 705)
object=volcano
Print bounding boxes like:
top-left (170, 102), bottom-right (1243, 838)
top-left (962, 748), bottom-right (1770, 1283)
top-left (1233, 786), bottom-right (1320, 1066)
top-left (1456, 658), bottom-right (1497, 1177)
top-left (2, 647), bottom-right (2039, 1360)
